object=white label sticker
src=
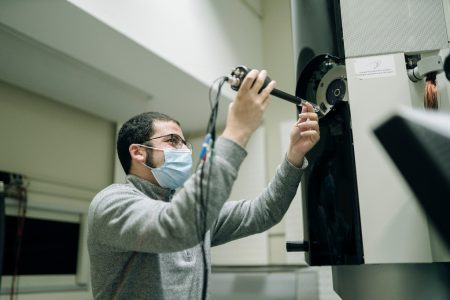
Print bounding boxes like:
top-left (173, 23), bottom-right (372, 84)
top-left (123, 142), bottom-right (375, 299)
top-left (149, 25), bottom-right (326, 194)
top-left (354, 55), bottom-right (396, 79)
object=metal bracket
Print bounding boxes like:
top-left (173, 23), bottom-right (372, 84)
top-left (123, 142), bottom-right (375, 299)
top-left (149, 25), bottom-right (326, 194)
top-left (407, 55), bottom-right (443, 82)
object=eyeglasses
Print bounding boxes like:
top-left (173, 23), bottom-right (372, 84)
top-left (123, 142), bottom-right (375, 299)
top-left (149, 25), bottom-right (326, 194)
top-left (144, 133), bottom-right (192, 150)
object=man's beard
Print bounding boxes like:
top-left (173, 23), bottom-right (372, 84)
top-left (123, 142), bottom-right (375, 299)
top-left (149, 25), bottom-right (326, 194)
top-left (144, 149), bottom-right (155, 168)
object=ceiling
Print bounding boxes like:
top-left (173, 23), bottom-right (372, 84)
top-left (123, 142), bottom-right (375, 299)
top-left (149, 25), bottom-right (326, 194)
top-left (0, 1), bottom-right (232, 134)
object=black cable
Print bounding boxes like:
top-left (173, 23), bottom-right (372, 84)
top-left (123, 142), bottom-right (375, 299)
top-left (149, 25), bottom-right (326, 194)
top-left (206, 76), bottom-right (226, 142)
top-left (0, 181), bottom-right (5, 289)
top-left (198, 76), bottom-right (227, 300)
top-left (8, 176), bottom-right (27, 300)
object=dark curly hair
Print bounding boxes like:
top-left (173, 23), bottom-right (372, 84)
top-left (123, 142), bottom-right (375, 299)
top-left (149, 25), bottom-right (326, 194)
top-left (117, 112), bottom-right (180, 174)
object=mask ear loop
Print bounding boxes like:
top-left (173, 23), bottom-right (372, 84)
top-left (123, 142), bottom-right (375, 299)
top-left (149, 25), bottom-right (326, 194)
top-left (139, 145), bottom-right (164, 188)
top-left (139, 144), bottom-right (161, 169)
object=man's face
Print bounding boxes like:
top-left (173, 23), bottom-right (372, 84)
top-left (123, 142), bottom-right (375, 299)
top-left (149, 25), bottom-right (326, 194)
top-left (145, 120), bottom-right (186, 168)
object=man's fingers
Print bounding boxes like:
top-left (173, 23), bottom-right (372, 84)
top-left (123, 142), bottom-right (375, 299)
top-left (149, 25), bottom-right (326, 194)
top-left (240, 69), bottom-right (259, 92)
top-left (259, 80), bottom-right (276, 100)
top-left (296, 120), bottom-right (319, 133)
top-left (298, 112), bottom-right (318, 122)
top-left (304, 102), bottom-right (316, 113)
top-left (297, 112), bottom-right (317, 126)
top-left (251, 70), bottom-right (268, 93)
top-left (300, 129), bottom-right (321, 138)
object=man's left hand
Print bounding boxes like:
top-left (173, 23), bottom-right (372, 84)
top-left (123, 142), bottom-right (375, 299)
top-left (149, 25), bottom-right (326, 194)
top-left (287, 102), bottom-right (320, 167)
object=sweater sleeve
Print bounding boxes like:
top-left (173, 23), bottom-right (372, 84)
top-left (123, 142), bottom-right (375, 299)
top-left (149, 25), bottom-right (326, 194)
top-left (210, 156), bottom-right (307, 247)
top-left (88, 137), bottom-right (247, 253)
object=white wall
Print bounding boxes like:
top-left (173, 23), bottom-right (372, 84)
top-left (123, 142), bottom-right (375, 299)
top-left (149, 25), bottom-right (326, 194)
top-left (0, 81), bottom-right (115, 191)
top-left (0, 0), bottom-right (267, 133)
top-left (68, 0), bottom-right (264, 89)
top-left (0, 80), bottom-right (115, 299)
top-left (261, 0), bottom-right (300, 265)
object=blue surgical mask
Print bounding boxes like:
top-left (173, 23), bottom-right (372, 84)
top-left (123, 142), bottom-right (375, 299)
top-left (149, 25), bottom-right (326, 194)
top-left (141, 146), bottom-right (193, 190)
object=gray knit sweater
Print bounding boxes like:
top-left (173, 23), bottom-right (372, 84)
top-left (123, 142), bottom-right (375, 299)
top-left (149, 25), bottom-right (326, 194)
top-left (88, 137), bottom-right (307, 299)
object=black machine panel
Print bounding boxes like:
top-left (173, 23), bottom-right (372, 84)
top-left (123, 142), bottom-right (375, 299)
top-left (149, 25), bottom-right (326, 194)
top-left (295, 54), bottom-right (364, 266)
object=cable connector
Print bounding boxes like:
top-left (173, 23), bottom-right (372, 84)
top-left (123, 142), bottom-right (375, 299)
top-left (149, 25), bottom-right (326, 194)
top-left (408, 55), bottom-right (443, 82)
top-left (225, 76), bottom-right (240, 88)
top-left (199, 133), bottom-right (212, 161)
top-left (226, 65), bottom-right (323, 115)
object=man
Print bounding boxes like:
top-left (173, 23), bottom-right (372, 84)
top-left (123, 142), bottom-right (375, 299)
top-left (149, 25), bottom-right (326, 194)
top-left (88, 70), bottom-right (320, 299)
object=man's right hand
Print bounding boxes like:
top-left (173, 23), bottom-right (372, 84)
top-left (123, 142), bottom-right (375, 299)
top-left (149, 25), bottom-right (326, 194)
top-left (222, 69), bottom-right (276, 147)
